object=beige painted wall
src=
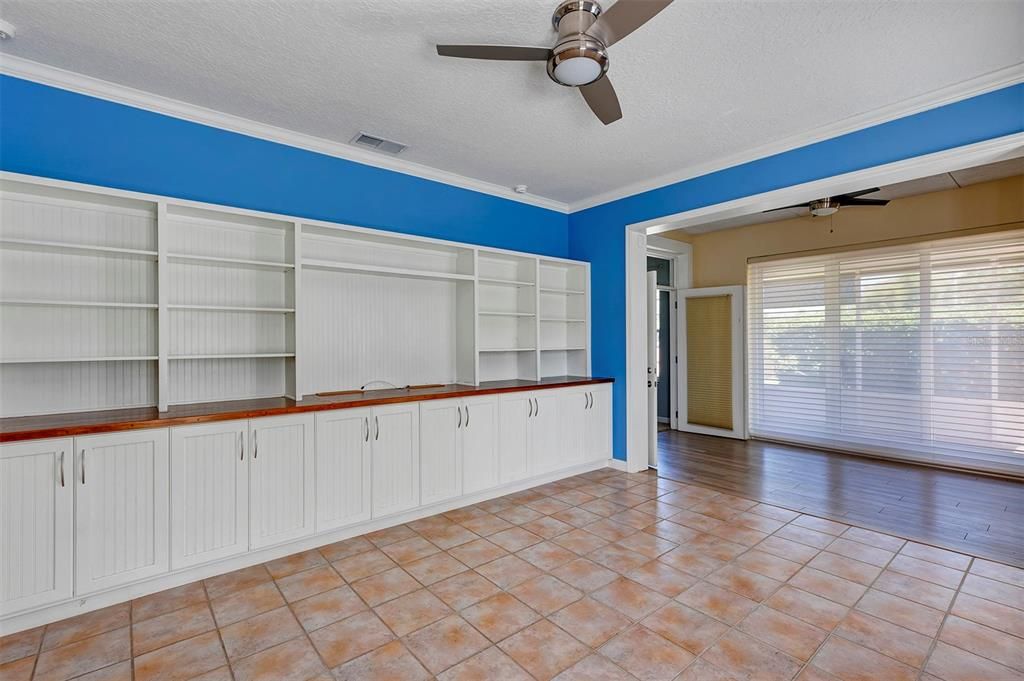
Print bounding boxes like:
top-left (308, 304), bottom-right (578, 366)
top-left (665, 175), bottom-right (1023, 288)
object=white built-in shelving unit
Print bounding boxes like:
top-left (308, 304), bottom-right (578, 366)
top-left (0, 173), bottom-right (591, 418)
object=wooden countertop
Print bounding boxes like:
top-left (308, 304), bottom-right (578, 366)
top-left (0, 377), bottom-right (613, 443)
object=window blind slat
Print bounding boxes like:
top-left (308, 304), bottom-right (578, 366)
top-left (748, 229), bottom-right (1024, 476)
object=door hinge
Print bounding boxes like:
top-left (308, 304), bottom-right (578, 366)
top-left (674, 301), bottom-right (678, 309)
top-left (675, 410), bottom-right (679, 418)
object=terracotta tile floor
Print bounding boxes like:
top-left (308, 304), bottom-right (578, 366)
top-left (4, 468), bottom-right (1024, 681)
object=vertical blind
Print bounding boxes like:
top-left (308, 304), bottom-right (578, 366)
top-left (747, 229), bottom-right (1024, 475)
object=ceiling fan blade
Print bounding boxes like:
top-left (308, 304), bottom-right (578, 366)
top-left (838, 187), bottom-right (882, 199)
top-left (579, 75), bottom-right (622, 125)
top-left (839, 198), bottom-right (890, 206)
top-left (762, 202), bottom-right (811, 213)
top-left (588, 0), bottom-right (674, 47)
top-left (436, 45), bottom-right (552, 61)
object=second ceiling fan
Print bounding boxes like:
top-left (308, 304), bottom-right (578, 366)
top-left (436, 0), bottom-right (674, 125)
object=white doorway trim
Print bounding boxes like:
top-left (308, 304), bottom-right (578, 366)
top-left (622, 133), bottom-right (1024, 472)
top-left (646, 237), bottom-right (692, 431)
top-left (677, 285), bottom-right (747, 440)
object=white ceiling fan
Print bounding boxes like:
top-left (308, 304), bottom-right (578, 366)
top-left (435, 0), bottom-right (674, 125)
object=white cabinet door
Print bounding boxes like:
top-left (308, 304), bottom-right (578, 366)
top-left (585, 384), bottom-right (613, 461)
top-left (498, 394), bottom-right (530, 483)
top-left (462, 395), bottom-right (499, 495)
top-left (1, 438), bottom-right (74, 613)
top-left (250, 414), bottom-right (315, 549)
top-left (420, 399), bottom-right (462, 505)
top-left (560, 389), bottom-right (588, 468)
top-left (170, 421), bottom-right (248, 569)
top-left (75, 429), bottom-right (170, 595)
top-left (371, 403), bottom-right (420, 518)
top-left (316, 408), bottom-right (372, 532)
top-left (528, 391), bottom-right (563, 475)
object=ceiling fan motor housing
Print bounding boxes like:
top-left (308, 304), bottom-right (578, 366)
top-left (549, 1), bottom-right (609, 87)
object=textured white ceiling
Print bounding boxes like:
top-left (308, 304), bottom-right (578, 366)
top-left (1, 0), bottom-right (1022, 207)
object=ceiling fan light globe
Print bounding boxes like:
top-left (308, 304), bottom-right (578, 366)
top-left (811, 206), bottom-right (839, 217)
top-left (553, 56), bottom-right (603, 86)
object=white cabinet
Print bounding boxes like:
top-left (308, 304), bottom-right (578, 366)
top-left (75, 429), bottom-right (170, 595)
top-left (420, 399), bottom-right (463, 505)
top-left (528, 391), bottom-right (563, 475)
top-left (498, 393), bottom-right (531, 483)
top-left (371, 403), bottom-right (420, 518)
top-left (249, 414), bottom-right (315, 549)
top-left (421, 395), bottom-right (499, 504)
top-left (559, 389), bottom-right (588, 468)
top-left (316, 408), bottom-right (372, 532)
top-left (0, 438), bottom-right (74, 613)
top-left (170, 421), bottom-right (249, 569)
top-left (584, 384), bottom-right (612, 461)
top-left (462, 395), bottom-right (499, 494)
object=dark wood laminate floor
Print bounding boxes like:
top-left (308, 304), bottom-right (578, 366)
top-left (656, 430), bottom-right (1024, 567)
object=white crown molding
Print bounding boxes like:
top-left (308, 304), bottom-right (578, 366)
top-left (0, 54), bottom-right (570, 213)
top-left (3, 54), bottom-right (1021, 216)
top-left (569, 63), bottom-right (1024, 213)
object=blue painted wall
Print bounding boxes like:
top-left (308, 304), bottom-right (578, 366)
top-left (569, 83), bottom-right (1023, 461)
top-left (2, 74), bottom-right (1021, 462)
top-left (0, 75), bottom-right (569, 256)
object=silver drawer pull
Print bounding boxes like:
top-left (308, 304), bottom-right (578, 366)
top-left (240, 432), bottom-right (244, 460)
top-left (59, 451), bottom-right (65, 488)
top-left (528, 398), bottom-right (533, 418)
top-left (80, 450), bottom-right (86, 485)
top-left (375, 416), bottom-right (380, 441)
top-left (253, 431), bottom-right (258, 459)
top-left (465, 405), bottom-right (470, 428)
top-left (457, 406), bottom-right (462, 429)
top-left (364, 417), bottom-right (370, 442)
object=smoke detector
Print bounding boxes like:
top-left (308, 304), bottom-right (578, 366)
top-left (0, 19), bottom-right (15, 40)
top-left (350, 132), bottom-right (407, 155)
top-left (513, 185), bottom-right (529, 194)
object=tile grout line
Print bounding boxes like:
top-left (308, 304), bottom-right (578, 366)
top-left (914, 556), bottom-right (973, 681)
top-left (202, 578), bottom-right (237, 681)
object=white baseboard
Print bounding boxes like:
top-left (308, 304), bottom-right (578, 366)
top-left (0, 459), bottom-right (611, 635)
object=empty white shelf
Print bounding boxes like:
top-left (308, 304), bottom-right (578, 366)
top-left (478, 311), bottom-right (536, 317)
top-left (540, 317), bottom-right (586, 322)
top-left (0, 238), bottom-right (158, 260)
top-left (478, 277), bottom-right (535, 287)
top-left (0, 356), bottom-right (158, 364)
top-left (0, 299), bottom-right (158, 309)
top-left (479, 347), bottom-right (536, 353)
top-left (168, 304), bottom-right (295, 313)
top-left (303, 259), bottom-right (473, 281)
top-left (541, 346), bottom-right (587, 352)
top-left (539, 287), bottom-right (586, 295)
top-left (169, 353), bottom-right (296, 360)
top-left (167, 253), bottom-right (295, 271)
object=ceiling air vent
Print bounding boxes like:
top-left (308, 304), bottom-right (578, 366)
top-left (351, 132), bottom-right (407, 155)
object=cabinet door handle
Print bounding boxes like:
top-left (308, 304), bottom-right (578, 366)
top-left (240, 432), bottom-right (245, 460)
top-left (457, 405), bottom-right (462, 429)
top-left (465, 405), bottom-right (470, 428)
top-left (253, 431), bottom-right (258, 459)
top-left (527, 397), bottom-right (533, 418)
top-left (364, 417), bottom-right (370, 442)
top-left (375, 416), bottom-right (380, 441)
top-left (80, 450), bottom-right (86, 485)
top-left (589, 392), bottom-right (593, 409)
top-left (533, 398), bottom-right (539, 416)
top-left (59, 451), bottom-right (65, 488)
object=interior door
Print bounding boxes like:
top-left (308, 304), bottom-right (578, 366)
top-left (315, 408), bottom-right (372, 532)
top-left (677, 286), bottom-right (747, 439)
top-left (420, 399), bottom-right (463, 505)
top-left (647, 271), bottom-right (658, 468)
top-left (371, 403), bottom-right (420, 517)
top-left (462, 395), bottom-right (499, 494)
top-left (250, 414), bottom-right (315, 549)
top-left (0, 438), bottom-right (74, 613)
top-left (75, 429), bottom-right (170, 595)
top-left (170, 420), bottom-right (249, 569)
